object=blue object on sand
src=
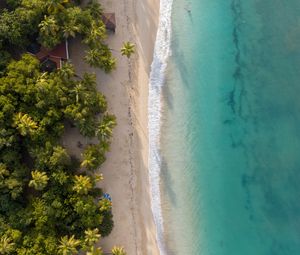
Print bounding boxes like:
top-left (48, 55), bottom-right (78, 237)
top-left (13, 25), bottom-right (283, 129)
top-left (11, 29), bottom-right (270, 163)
top-left (102, 193), bottom-right (112, 201)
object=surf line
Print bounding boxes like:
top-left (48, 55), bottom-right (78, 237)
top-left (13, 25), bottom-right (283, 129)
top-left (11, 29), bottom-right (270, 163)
top-left (148, 0), bottom-right (174, 254)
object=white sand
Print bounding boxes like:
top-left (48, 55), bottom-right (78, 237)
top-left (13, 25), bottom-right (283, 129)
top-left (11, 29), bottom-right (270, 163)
top-left (67, 0), bottom-right (161, 254)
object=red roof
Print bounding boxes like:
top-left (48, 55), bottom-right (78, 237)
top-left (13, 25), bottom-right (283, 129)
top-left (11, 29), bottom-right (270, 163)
top-left (49, 42), bottom-right (68, 59)
top-left (36, 47), bottom-right (49, 61)
top-left (33, 41), bottom-right (68, 69)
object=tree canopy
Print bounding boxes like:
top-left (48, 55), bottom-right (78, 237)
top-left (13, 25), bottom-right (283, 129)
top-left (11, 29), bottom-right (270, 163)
top-left (0, 0), bottom-right (116, 73)
top-left (0, 0), bottom-right (125, 254)
top-left (0, 53), bottom-right (115, 254)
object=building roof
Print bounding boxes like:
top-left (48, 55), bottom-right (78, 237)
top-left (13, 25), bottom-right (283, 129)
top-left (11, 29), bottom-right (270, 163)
top-left (49, 42), bottom-right (68, 60)
top-left (28, 41), bottom-right (69, 69)
top-left (102, 13), bottom-right (116, 32)
top-left (35, 47), bottom-right (49, 61)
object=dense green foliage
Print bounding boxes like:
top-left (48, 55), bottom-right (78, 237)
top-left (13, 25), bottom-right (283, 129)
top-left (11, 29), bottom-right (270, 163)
top-left (0, 54), bottom-right (116, 254)
top-left (0, 0), bottom-right (124, 254)
top-left (0, 0), bottom-right (116, 73)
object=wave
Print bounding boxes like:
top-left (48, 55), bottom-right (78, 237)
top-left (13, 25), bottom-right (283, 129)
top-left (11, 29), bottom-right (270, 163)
top-left (148, 0), bottom-right (174, 254)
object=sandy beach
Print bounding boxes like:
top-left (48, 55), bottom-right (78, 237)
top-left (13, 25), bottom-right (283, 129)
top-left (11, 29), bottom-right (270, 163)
top-left (65, 0), bottom-right (160, 254)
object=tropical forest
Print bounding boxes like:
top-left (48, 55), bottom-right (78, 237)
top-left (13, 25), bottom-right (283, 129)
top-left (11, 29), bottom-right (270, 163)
top-left (0, 0), bottom-right (130, 254)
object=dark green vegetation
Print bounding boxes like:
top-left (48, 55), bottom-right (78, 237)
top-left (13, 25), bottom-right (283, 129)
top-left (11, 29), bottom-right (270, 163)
top-left (0, 0), bottom-right (116, 73)
top-left (0, 0), bottom-right (125, 254)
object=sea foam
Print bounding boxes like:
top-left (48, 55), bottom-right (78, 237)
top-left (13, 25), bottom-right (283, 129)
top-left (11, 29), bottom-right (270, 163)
top-left (148, 0), bottom-right (173, 254)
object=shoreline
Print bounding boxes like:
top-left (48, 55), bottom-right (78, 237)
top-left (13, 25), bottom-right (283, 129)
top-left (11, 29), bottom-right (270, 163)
top-left (148, 0), bottom-right (174, 253)
top-left (68, 0), bottom-right (161, 254)
top-left (132, 0), bottom-right (162, 253)
top-left (99, 0), bottom-right (161, 253)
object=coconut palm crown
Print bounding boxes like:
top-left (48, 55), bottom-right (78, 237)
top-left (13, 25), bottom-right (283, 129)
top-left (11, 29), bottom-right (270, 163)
top-left (121, 42), bottom-right (135, 58)
top-left (58, 235), bottom-right (81, 255)
top-left (28, 170), bottom-right (49, 191)
top-left (111, 246), bottom-right (127, 255)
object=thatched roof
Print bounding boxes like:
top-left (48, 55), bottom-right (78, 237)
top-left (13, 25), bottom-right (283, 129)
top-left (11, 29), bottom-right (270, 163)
top-left (102, 13), bottom-right (116, 33)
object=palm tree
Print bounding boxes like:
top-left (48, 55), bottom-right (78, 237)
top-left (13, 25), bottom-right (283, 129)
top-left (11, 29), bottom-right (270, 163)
top-left (0, 163), bottom-right (9, 179)
top-left (39, 16), bottom-right (59, 37)
top-left (13, 113), bottom-right (38, 136)
top-left (100, 57), bottom-right (117, 73)
top-left (81, 73), bottom-right (97, 90)
top-left (71, 83), bottom-right (84, 103)
top-left (78, 119), bottom-right (97, 138)
top-left (46, 0), bottom-right (70, 14)
top-left (86, 1), bottom-right (103, 19)
top-left (121, 42), bottom-right (135, 58)
top-left (111, 246), bottom-right (126, 255)
top-left (21, 0), bottom-right (47, 13)
top-left (73, 175), bottom-right (92, 195)
top-left (62, 22), bottom-right (80, 38)
top-left (84, 228), bottom-right (101, 246)
top-left (94, 174), bottom-right (104, 182)
top-left (84, 46), bottom-right (116, 72)
top-left (83, 22), bottom-right (106, 47)
top-left (0, 236), bottom-right (15, 254)
top-left (81, 144), bottom-right (105, 171)
top-left (49, 146), bottom-right (71, 168)
top-left (86, 246), bottom-right (103, 255)
top-left (59, 62), bottom-right (75, 80)
top-left (96, 115), bottom-right (116, 142)
top-left (28, 170), bottom-right (49, 191)
top-left (84, 49), bottom-right (101, 67)
top-left (58, 235), bottom-right (81, 255)
top-left (5, 178), bottom-right (22, 199)
top-left (80, 155), bottom-right (96, 171)
top-left (98, 198), bottom-right (112, 212)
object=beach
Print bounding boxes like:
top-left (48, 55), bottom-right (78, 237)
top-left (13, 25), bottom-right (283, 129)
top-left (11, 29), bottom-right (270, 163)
top-left (74, 1), bottom-right (300, 254)
top-left (65, 0), bottom-right (161, 254)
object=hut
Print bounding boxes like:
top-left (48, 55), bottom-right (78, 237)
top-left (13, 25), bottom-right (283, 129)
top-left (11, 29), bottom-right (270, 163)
top-left (27, 41), bottom-right (69, 71)
top-left (102, 13), bottom-right (116, 33)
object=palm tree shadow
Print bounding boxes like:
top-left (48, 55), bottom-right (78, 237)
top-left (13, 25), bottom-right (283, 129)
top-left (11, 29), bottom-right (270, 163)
top-left (171, 35), bottom-right (191, 88)
top-left (162, 77), bottom-right (174, 109)
top-left (161, 156), bottom-right (177, 206)
top-left (185, 7), bottom-right (193, 23)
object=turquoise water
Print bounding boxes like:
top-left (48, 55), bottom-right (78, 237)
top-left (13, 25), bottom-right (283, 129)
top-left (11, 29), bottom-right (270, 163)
top-left (160, 1), bottom-right (300, 254)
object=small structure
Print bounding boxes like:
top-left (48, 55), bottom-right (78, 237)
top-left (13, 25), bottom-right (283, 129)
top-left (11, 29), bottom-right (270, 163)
top-left (102, 13), bottom-right (116, 33)
top-left (27, 41), bottom-right (69, 71)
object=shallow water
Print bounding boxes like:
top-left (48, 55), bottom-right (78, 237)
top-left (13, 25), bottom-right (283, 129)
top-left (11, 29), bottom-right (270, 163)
top-left (159, 1), bottom-right (300, 254)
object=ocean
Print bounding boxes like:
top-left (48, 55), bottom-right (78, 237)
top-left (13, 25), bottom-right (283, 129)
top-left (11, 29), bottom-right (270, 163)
top-left (148, 0), bottom-right (300, 255)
